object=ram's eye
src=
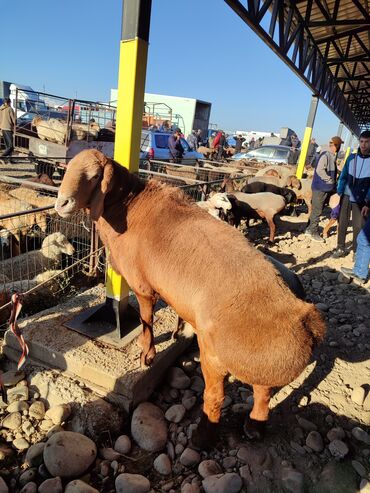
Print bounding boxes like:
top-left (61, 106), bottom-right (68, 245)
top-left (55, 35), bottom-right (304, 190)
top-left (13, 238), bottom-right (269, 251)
top-left (92, 173), bottom-right (100, 180)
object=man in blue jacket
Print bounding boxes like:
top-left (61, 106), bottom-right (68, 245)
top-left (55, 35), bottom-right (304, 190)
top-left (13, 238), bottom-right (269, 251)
top-left (306, 136), bottom-right (343, 242)
top-left (332, 130), bottom-right (370, 258)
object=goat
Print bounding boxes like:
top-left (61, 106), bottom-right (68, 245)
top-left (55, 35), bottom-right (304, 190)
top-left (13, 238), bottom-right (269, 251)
top-left (197, 193), bottom-right (232, 220)
top-left (55, 150), bottom-right (325, 448)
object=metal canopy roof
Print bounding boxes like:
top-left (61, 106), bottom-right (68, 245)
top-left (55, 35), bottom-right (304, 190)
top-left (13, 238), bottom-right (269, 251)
top-left (225, 0), bottom-right (370, 135)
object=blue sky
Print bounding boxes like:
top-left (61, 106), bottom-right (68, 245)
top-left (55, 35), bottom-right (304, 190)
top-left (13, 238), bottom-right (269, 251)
top-left (1, 0), bottom-right (352, 145)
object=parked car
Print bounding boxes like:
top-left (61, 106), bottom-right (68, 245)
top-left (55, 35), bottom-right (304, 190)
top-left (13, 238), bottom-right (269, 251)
top-left (140, 130), bottom-right (203, 166)
top-left (231, 145), bottom-right (298, 164)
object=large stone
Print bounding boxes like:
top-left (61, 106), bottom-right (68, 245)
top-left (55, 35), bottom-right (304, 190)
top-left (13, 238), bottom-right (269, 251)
top-left (153, 453), bottom-right (172, 475)
top-left (6, 384), bottom-right (29, 403)
top-left (115, 473), bottom-right (150, 493)
top-left (327, 427), bottom-right (345, 442)
top-left (114, 435), bottom-right (131, 455)
top-left (165, 404), bottom-right (186, 424)
top-left (43, 431), bottom-right (97, 478)
top-left (65, 480), bottom-right (99, 493)
top-left (167, 367), bottom-right (191, 389)
top-left (20, 483), bottom-right (37, 493)
top-left (70, 398), bottom-right (123, 440)
top-left (6, 401), bottom-right (28, 413)
top-left (296, 417), bottom-right (317, 431)
top-left (25, 442), bottom-right (46, 467)
top-left (281, 468), bottom-right (304, 493)
top-left (19, 469), bottom-right (37, 486)
top-left (45, 404), bottom-right (71, 425)
top-left (131, 402), bottom-right (167, 452)
top-left (13, 438), bottom-right (29, 450)
top-left (2, 412), bottom-right (21, 430)
top-left (352, 427), bottom-right (370, 445)
top-left (202, 473), bottom-right (242, 493)
top-left (198, 459), bottom-right (222, 478)
top-left (328, 440), bottom-right (349, 459)
top-left (29, 401), bottom-right (46, 420)
top-left (306, 431), bottom-right (324, 452)
top-left (352, 460), bottom-right (367, 478)
top-left (38, 477), bottom-right (63, 493)
top-left (180, 448), bottom-right (201, 467)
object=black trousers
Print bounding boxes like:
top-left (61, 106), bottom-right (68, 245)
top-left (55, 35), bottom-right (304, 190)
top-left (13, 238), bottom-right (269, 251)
top-left (1, 130), bottom-right (13, 156)
top-left (337, 195), bottom-right (365, 252)
top-left (307, 190), bottom-right (330, 233)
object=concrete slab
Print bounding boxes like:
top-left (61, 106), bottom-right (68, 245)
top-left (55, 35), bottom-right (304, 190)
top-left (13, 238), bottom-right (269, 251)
top-left (3, 286), bottom-right (194, 412)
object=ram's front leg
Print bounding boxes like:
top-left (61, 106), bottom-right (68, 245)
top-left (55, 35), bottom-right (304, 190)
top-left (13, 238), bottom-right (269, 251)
top-left (136, 293), bottom-right (156, 367)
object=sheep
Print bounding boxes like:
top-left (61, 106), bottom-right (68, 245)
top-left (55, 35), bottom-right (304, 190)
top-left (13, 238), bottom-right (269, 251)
top-left (197, 193), bottom-right (232, 219)
top-left (0, 232), bottom-right (74, 282)
top-left (248, 174), bottom-right (301, 189)
top-left (32, 116), bottom-right (67, 144)
top-left (290, 178), bottom-right (313, 215)
top-left (255, 165), bottom-right (296, 179)
top-left (9, 187), bottom-right (56, 209)
top-left (224, 192), bottom-right (286, 243)
top-left (24, 174), bottom-right (57, 188)
top-left (71, 122), bottom-right (100, 141)
top-left (55, 149), bottom-right (325, 447)
top-left (240, 181), bottom-right (297, 206)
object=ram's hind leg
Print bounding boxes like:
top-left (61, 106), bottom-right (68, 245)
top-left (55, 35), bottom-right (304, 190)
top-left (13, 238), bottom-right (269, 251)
top-left (136, 293), bottom-right (156, 367)
top-left (192, 339), bottom-right (226, 450)
top-left (244, 385), bottom-right (271, 440)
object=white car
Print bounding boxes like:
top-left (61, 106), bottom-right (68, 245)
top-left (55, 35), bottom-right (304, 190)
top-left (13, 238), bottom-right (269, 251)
top-left (140, 130), bottom-right (203, 166)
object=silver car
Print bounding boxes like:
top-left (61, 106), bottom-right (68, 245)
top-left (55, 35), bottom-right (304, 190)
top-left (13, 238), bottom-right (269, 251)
top-left (232, 145), bottom-right (298, 164)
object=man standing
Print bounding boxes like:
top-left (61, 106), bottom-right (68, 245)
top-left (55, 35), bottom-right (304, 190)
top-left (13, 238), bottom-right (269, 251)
top-left (332, 130), bottom-right (370, 258)
top-left (187, 130), bottom-right (198, 151)
top-left (306, 136), bottom-right (343, 242)
top-left (234, 133), bottom-right (245, 154)
top-left (0, 98), bottom-right (15, 158)
top-left (307, 138), bottom-right (318, 166)
top-left (168, 128), bottom-right (184, 164)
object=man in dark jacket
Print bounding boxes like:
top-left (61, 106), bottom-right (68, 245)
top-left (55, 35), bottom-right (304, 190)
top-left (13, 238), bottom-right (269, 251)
top-left (307, 138), bottom-right (318, 166)
top-left (0, 98), bottom-right (15, 158)
top-left (332, 130), bottom-right (370, 258)
top-left (305, 135), bottom-right (343, 242)
top-left (168, 128), bottom-right (184, 163)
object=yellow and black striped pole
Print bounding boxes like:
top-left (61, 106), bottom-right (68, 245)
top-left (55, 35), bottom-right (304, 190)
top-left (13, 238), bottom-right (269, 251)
top-left (105, 0), bottom-right (152, 337)
top-left (296, 95), bottom-right (319, 179)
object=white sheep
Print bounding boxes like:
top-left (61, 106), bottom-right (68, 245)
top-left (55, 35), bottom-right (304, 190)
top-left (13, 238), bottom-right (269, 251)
top-left (32, 116), bottom-right (67, 144)
top-left (197, 193), bottom-right (232, 219)
top-left (0, 232), bottom-right (74, 282)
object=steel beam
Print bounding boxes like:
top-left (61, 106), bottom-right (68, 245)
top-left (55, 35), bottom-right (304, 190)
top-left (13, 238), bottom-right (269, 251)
top-left (223, 0), bottom-right (362, 135)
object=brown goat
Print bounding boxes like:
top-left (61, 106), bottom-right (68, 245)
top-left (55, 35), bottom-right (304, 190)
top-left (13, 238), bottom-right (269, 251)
top-left (55, 150), bottom-right (325, 447)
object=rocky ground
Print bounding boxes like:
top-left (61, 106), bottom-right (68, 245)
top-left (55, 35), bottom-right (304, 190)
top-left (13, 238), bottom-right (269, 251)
top-left (0, 208), bottom-right (369, 492)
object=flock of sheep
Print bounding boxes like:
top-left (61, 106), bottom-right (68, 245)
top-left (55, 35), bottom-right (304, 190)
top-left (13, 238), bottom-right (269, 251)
top-left (198, 165), bottom-right (314, 243)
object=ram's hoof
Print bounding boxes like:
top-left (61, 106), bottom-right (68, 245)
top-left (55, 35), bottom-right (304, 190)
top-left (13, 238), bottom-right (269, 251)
top-left (191, 414), bottom-right (219, 450)
top-left (243, 416), bottom-right (266, 441)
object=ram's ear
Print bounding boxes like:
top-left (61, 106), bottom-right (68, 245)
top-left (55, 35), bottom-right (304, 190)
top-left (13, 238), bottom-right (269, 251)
top-left (89, 160), bottom-right (114, 221)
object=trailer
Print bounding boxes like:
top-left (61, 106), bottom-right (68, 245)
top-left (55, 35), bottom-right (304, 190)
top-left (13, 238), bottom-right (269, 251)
top-left (3, 88), bottom-right (116, 177)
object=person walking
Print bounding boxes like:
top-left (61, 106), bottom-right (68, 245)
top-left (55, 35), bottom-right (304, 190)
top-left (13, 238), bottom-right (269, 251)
top-left (305, 136), bottom-right (343, 242)
top-left (332, 130), bottom-right (370, 258)
top-left (0, 98), bottom-right (15, 159)
top-left (168, 128), bottom-right (184, 164)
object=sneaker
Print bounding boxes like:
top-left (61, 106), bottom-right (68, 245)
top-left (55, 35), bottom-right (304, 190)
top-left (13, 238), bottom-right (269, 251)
top-left (340, 267), bottom-right (367, 284)
top-left (332, 248), bottom-right (347, 258)
top-left (310, 232), bottom-right (325, 243)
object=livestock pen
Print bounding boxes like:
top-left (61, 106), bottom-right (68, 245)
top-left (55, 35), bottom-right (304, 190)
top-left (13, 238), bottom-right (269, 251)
top-left (0, 176), bottom-right (102, 330)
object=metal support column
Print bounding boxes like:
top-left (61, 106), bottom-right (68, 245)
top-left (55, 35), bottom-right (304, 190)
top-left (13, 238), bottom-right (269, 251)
top-left (296, 95), bottom-right (319, 179)
top-left (104, 0), bottom-right (152, 338)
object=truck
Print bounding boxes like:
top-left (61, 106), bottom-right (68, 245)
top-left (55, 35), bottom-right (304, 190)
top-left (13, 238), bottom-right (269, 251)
top-left (1, 86), bottom-right (116, 177)
top-left (0, 81), bottom-right (48, 118)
